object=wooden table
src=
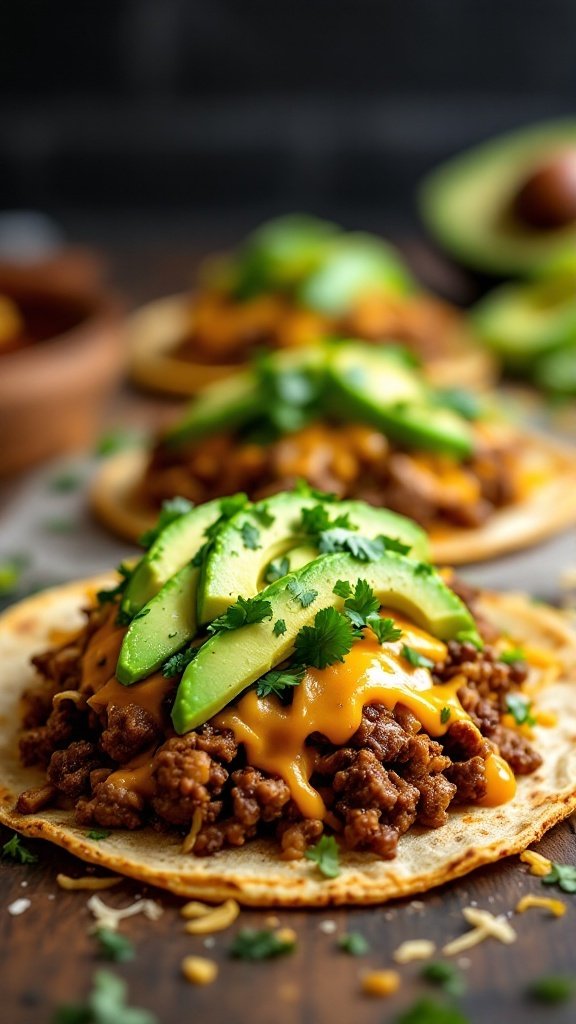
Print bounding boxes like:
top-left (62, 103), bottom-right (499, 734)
top-left (1, 238), bottom-right (575, 1024)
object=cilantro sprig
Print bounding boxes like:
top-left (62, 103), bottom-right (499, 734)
top-left (505, 692), bottom-right (536, 726)
top-left (319, 528), bottom-right (410, 561)
top-left (95, 928), bottom-right (135, 963)
top-left (230, 928), bottom-right (296, 960)
top-left (305, 835), bottom-right (341, 878)
top-left (256, 666), bottom-right (305, 699)
top-left (208, 594), bottom-right (273, 635)
top-left (542, 861), bottom-right (576, 893)
top-left (2, 833), bottom-right (38, 864)
top-left (294, 607), bottom-right (356, 669)
top-left (300, 504), bottom-right (353, 537)
top-left (162, 647), bottom-right (198, 678)
top-left (402, 644), bottom-right (434, 670)
top-left (53, 970), bottom-right (156, 1024)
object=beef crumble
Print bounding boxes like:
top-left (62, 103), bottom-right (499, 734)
top-left (15, 602), bottom-right (544, 859)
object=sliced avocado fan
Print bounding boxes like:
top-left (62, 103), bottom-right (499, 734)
top-left (172, 550), bottom-right (480, 735)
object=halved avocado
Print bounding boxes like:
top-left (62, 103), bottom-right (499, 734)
top-left (472, 275), bottom-right (576, 369)
top-left (327, 344), bottom-right (475, 458)
top-left (420, 120), bottom-right (576, 276)
top-left (198, 491), bottom-right (429, 623)
top-left (296, 234), bottom-right (414, 315)
top-left (172, 550), bottom-right (479, 734)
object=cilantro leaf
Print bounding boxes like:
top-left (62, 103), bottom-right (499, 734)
top-left (230, 928), bottom-right (296, 960)
top-left (2, 833), bottom-right (38, 864)
top-left (0, 555), bottom-right (28, 597)
top-left (208, 594), bottom-right (273, 634)
top-left (402, 645), bottom-right (434, 670)
top-left (305, 835), bottom-right (341, 878)
top-left (333, 579), bottom-right (352, 598)
top-left (415, 562), bottom-right (434, 577)
top-left (294, 607), bottom-right (356, 669)
top-left (343, 578), bottom-right (380, 620)
top-left (318, 529), bottom-right (410, 561)
top-left (505, 692), bottom-right (536, 726)
top-left (95, 928), bottom-right (135, 963)
top-left (440, 707), bottom-right (451, 725)
top-left (366, 614), bottom-right (403, 645)
top-left (499, 647), bottom-right (526, 665)
top-left (542, 861), bottom-right (576, 893)
top-left (300, 504), bottom-right (353, 537)
top-left (138, 497), bottom-right (194, 550)
top-left (264, 556), bottom-right (290, 584)
top-left (273, 618), bottom-right (287, 636)
top-left (294, 480), bottom-right (338, 502)
top-left (421, 961), bottom-right (465, 997)
top-left (191, 493), bottom-right (249, 568)
top-left (397, 997), bottom-right (470, 1024)
top-left (95, 430), bottom-right (141, 458)
top-left (240, 521), bottom-right (260, 550)
top-left (256, 666), bottom-right (305, 699)
top-left (253, 505), bottom-right (275, 527)
top-left (50, 471), bottom-right (83, 493)
top-left (162, 647), bottom-right (198, 677)
top-left (286, 578), bottom-right (318, 608)
top-left (337, 932), bottom-right (370, 956)
top-left (528, 976), bottom-right (575, 1003)
top-left (53, 970), bottom-right (157, 1024)
top-left (87, 830), bottom-right (111, 842)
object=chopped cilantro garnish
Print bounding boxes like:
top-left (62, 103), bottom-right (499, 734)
top-left (230, 927), bottom-right (296, 960)
top-left (95, 429), bottom-right (141, 457)
top-left (333, 579), bottom-right (352, 598)
top-left (253, 505), bottom-right (275, 527)
top-left (294, 607), bottom-right (356, 669)
top-left (305, 834), bottom-right (341, 878)
top-left (294, 480), bottom-right (337, 502)
top-left (138, 497), bottom-right (194, 550)
top-left (286, 577), bottom-right (318, 608)
top-left (191, 493), bottom-right (248, 568)
top-left (542, 861), bottom-right (576, 893)
top-left (87, 830), bottom-right (111, 842)
top-left (402, 645), bottom-right (435, 670)
top-left (337, 932), bottom-right (370, 956)
top-left (95, 928), bottom-right (135, 963)
top-left (96, 564), bottom-right (133, 610)
top-left (0, 555), bottom-right (28, 597)
top-left (528, 976), bottom-right (575, 1003)
top-left (421, 961), bottom-right (465, 997)
top-left (240, 521), bottom-right (260, 550)
top-left (415, 562), bottom-right (434, 576)
top-left (2, 833), bottom-right (38, 864)
top-left (499, 647), bottom-right (526, 665)
top-left (342, 578), bottom-right (380, 622)
top-left (505, 692), bottom-right (536, 726)
top-left (273, 618), bottom-right (287, 636)
top-left (397, 997), bottom-right (470, 1024)
top-left (50, 471), bottom-right (83, 493)
top-left (53, 970), bottom-right (156, 1024)
top-left (366, 614), bottom-right (403, 645)
top-left (319, 529), bottom-right (410, 561)
top-left (300, 504), bottom-right (353, 537)
top-left (264, 556), bottom-right (290, 584)
top-left (256, 666), bottom-right (305, 699)
top-left (162, 647), bottom-right (198, 677)
top-left (440, 707), bottom-right (451, 725)
top-left (208, 594), bottom-right (273, 634)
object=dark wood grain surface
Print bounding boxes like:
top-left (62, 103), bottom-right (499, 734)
top-left (1, 238), bottom-right (575, 1024)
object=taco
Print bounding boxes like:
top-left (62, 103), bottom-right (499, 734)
top-left (92, 341), bottom-right (576, 563)
top-left (127, 215), bottom-right (493, 396)
top-left (2, 491), bottom-right (575, 906)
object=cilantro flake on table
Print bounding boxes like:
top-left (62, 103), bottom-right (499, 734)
top-left (208, 594), bottom-right (273, 634)
top-left (2, 833), bottom-right (38, 864)
top-left (138, 497), bottom-right (194, 550)
top-left (49, 471), bottom-right (83, 493)
top-left (52, 970), bottom-right (156, 1024)
top-left (305, 835), bottom-right (341, 878)
top-left (402, 644), bottom-right (435, 670)
top-left (337, 932), bottom-right (370, 956)
top-left (505, 692), bottom-right (536, 726)
top-left (294, 607), bottom-right (356, 669)
top-left (396, 997), bottom-right (470, 1024)
top-left (421, 961), bottom-right (465, 997)
top-left (95, 928), bottom-right (135, 963)
top-left (256, 666), bottom-right (305, 699)
top-left (95, 429), bottom-right (142, 458)
top-left (230, 928), bottom-right (296, 960)
top-left (0, 555), bottom-right (28, 597)
top-left (264, 556), bottom-right (290, 584)
top-left (542, 861), bottom-right (576, 893)
top-left (528, 975), bottom-right (575, 1003)
top-left (286, 577), bottom-right (318, 608)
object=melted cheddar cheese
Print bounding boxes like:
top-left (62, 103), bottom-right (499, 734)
top-left (88, 673), bottom-right (174, 726)
top-left (216, 613), bottom-right (516, 818)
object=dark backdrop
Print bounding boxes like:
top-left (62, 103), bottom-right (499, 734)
top-left (1, 0), bottom-right (575, 235)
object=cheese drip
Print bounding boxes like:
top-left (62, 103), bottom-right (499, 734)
top-left (216, 614), bottom-right (516, 819)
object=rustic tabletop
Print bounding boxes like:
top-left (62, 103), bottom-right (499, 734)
top-left (1, 238), bottom-right (575, 1024)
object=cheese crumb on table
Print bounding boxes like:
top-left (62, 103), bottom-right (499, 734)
top-left (393, 939), bottom-right (436, 963)
top-left (361, 970), bottom-right (401, 997)
top-left (7, 898), bottom-right (31, 916)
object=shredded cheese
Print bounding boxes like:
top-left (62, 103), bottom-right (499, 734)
top-left (520, 850), bottom-right (552, 876)
top-left (393, 939), bottom-right (436, 964)
top-left (180, 900), bottom-right (214, 920)
top-left (87, 894), bottom-right (163, 932)
top-left (181, 808), bottom-right (203, 854)
top-left (52, 690), bottom-right (85, 707)
top-left (57, 874), bottom-right (121, 891)
top-left (535, 710), bottom-right (557, 727)
top-left (361, 970), bottom-right (401, 997)
top-left (442, 907), bottom-right (517, 956)
top-left (181, 956), bottom-right (218, 986)
top-left (183, 898), bottom-right (239, 935)
top-left (515, 894), bottom-right (566, 918)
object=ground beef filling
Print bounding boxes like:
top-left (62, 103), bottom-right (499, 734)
top-left (16, 600), bottom-right (543, 859)
top-left (140, 423), bottom-right (519, 532)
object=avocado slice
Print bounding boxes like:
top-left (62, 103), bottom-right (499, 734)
top-left (231, 214), bottom-right (339, 299)
top-left (172, 550), bottom-right (479, 734)
top-left (420, 119), bottom-right (576, 276)
top-left (472, 275), bottom-right (576, 370)
top-left (296, 234), bottom-right (414, 315)
top-left (117, 562), bottom-right (199, 685)
top-left (164, 371), bottom-right (259, 448)
top-left (121, 498), bottom-right (229, 618)
top-left (327, 344), bottom-right (475, 458)
top-left (198, 491), bottom-right (429, 623)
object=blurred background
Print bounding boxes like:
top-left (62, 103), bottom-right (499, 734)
top-left (2, 0), bottom-right (576, 257)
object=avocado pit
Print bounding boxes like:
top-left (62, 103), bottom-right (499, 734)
top-left (514, 149), bottom-right (576, 230)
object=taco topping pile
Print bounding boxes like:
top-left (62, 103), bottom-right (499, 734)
top-left (140, 342), bottom-right (547, 534)
top-left (16, 490), bottom-right (552, 862)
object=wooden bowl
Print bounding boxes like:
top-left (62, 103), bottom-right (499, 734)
top-left (0, 263), bottom-right (124, 477)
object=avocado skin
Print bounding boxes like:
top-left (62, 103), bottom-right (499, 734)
top-left (420, 119), bottom-right (576, 277)
top-left (117, 562), bottom-right (199, 685)
top-left (198, 491), bottom-right (429, 624)
top-left (172, 551), bottom-right (479, 735)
